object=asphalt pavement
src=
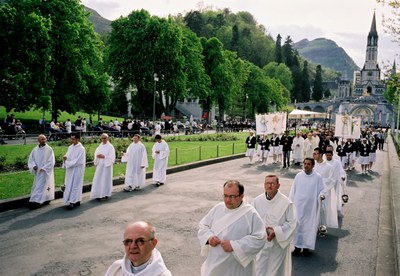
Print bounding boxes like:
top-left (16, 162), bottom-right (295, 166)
top-left (0, 136), bottom-right (398, 275)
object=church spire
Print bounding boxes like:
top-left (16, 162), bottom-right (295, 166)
top-left (368, 11), bottom-right (378, 46)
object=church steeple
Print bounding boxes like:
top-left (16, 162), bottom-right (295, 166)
top-left (364, 12), bottom-right (379, 69)
top-left (367, 11), bottom-right (378, 46)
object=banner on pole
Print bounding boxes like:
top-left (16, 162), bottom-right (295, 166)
top-left (255, 112), bottom-right (286, 135)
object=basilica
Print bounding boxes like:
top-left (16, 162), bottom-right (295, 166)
top-left (296, 12), bottom-right (395, 128)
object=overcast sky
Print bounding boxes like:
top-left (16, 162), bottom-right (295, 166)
top-left (82, 0), bottom-right (399, 70)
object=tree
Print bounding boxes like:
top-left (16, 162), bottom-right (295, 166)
top-left (183, 10), bottom-right (205, 37)
top-left (107, 10), bottom-right (196, 117)
top-left (312, 65), bottom-right (324, 101)
top-left (282, 36), bottom-right (294, 68)
top-left (201, 37), bottom-right (236, 121)
top-left (275, 34), bottom-right (283, 63)
top-left (377, 1), bottom-right (400, 45)
top-left (263, 62), bottom-right (293, 92)
top-left (0, 3), bottom-right (53, 112)
top-left (1, 0), bottom-right (109, 121)
top-left (181, 28), bottom-right (210, 105)
top-left (301, 60), bottom-right (311, 102)
top-left (291, 54), bottom-right (303, 103)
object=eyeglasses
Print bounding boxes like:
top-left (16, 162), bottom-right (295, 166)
top-left (223, 194), bottom-right (241, 199)
top-left (122, 238), bottom-right (154, 246)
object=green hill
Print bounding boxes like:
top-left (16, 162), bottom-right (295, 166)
top-left (294, 38), bottom-right (360, 81)
top-left (84, 6), bottom-right (111, 35)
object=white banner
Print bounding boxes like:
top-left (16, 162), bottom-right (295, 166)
top-left (256, 113), bottom-right (286, 135)
top-left (334, 114), bottom-right (361, 139)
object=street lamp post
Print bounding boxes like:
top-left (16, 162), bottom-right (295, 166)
top-left (153, 73), bottom-right (159, 123)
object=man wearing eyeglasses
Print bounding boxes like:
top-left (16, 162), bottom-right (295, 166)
top-left (90, 133), bottom-right (116, 200)
top-left (252, 175), bottom-right (298, 276)
top-left (198, 180), bottom-right (265, 276)
top-left (105, 221), bottom-right (172, 276)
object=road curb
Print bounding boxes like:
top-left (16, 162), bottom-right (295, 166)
top-left (387, 135), bottom-right (400, 276)
top-left (0, 153), bottom-right (245, 212)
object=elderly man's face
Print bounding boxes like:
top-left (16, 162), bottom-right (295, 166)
top-left (38, 135), bottom-right (47, 146)
top-left (123, 223), bottom-right (157, 266)
top-left (264, 176), bottom-right (280, 198)
top-left (101, 135), bottom-right (108, 144)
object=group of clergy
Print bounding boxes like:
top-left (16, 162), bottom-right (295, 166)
top-left (27, 133), bottom-right (170, 210)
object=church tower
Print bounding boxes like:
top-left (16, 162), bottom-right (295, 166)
top-left (353, 12), bottom-right (385, 98)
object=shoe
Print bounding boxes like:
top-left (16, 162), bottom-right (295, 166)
top-left (292, 247), bottom-right (301, 257)
top-left (29, 202), bottom-right (40, 210)
top-left (42, 201), bottom-right (51, 206)
top-left (133, 186), bottom-right (141, 191)
top-left (159, 182), bottom-right (164, 186)
top-left (156, 182), bottom-right (160, 187)
top-left (124, 185), bottom-right (133, 192)
top-left (282, 166), bottom-right (286, 169)
top-left (301, 248), bottom-right (312, 256)
top-left (67, 201), bottom-right (80, 210)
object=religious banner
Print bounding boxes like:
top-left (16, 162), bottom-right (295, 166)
top-left (350, 117), bottom-right (361, 139)
top-left (334, 114), bottom-right (361, 139)
top-left (255, 112), bottom-right (287, 135)
top-left (334, 114), bottom-right (351, 137)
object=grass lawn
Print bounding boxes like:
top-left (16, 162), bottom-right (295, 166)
top-left (0, 133), bottom-right (248, 199)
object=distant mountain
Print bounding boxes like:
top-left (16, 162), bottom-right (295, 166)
top-left (294, 38), bottom-right (360, 81)
top-left (84, 6), bottom-right (111, 35)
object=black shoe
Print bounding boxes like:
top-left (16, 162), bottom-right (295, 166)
top-left (301, 248), bottom-right (312, 256)
top-left (292, 247), bottom-right (301, 257)
top-left (66, 203), bottom-right (74, 210)
top-left (156, 182), bottom-right (160, 187)
top-left (29, 202), bottom-right (40, 210)
top-left (42, 201), bottom-right (51, 206)
top-left (159, 182), bottom-right (164, 186)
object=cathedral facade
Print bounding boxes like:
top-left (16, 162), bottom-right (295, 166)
top-left (297, 12), bottom-right (394, 128)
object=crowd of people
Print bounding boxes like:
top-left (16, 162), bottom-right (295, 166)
top-left (25, 124), bottom-right (388, 275)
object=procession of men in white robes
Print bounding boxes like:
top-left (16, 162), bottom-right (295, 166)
top-left (198, 180), bottom-right (265, 276)
top-left (90, 133), bottom-right (116, 200)
top-left (252, 175), bottom-right (298, 276)
top-left (122, 134), bottom-right (148, 191)
top-left (28, 135), bottom-right (55, 209)
top-left (63, 133), bottom-right (86, 210)
top-left (152, 135), bottom-right (170, 186)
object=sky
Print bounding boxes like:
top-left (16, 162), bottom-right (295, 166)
top-left (82, 0), bottom-right (399, 71)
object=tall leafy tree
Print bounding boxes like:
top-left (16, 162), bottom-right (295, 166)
top-left (291, 54), bottom-right (303, 103)
top-left (312, 65), bottom-right (324, 101)
top-left (0, 2), bottom-right (53, 112)
top-left (1, 0), bottom-right (109, 121)
top-left (201, 37), bottom-right (235, 121)
top-left (263, 62), bottom-right (293, 92)
top-left (107, 10), bottom-right (194, 117)
top-left (275, 34), bottom-right (283, 63)
top-left (183, 10), bottom-right (205, 37)
top-left (301, 60), bottom-right (311, 102)
top-left (181, 27), bottom-right (210, 104)
top-left (282, 36), bottom-right (294, 68)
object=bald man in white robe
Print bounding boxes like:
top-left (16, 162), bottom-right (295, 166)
top-left (28, 135), bottom-right (55, 209)
top-left (90, 133), bottom-right (116, 200)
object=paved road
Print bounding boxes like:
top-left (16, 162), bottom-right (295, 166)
top-left (0, 148), bottom-right (391, 275)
